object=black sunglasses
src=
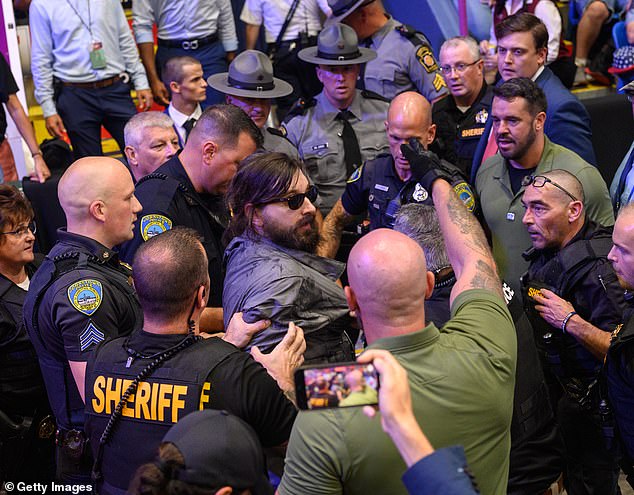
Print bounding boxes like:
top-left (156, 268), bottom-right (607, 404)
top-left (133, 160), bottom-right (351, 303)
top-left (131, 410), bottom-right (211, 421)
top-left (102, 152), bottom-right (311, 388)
top-left (521, 175), bottom-right (578, 202)
top-left (263, 185), bottom-right (319, 210)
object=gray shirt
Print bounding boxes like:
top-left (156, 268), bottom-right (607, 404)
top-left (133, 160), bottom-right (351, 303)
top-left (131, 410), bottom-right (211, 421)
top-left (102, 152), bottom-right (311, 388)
top-left (282, 89), bottom-right (390, 213)
top-left (262, 127), bottom-right (300, 159)
top-left (222, 236), bottom-right (350, 353)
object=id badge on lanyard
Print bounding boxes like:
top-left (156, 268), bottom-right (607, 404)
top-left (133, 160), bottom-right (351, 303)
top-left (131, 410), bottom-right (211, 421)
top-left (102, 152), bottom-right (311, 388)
top-left (89, 41), bottom-right (107, 70)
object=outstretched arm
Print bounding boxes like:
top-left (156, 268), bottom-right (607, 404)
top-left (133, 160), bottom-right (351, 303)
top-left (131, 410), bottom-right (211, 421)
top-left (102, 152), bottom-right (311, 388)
top-left (318, 199), bottom-right (356, 258)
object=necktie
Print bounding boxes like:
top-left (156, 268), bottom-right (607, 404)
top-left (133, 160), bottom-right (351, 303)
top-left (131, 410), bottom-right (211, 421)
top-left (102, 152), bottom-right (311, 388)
top-left (337, 110), bottom-right (363, 177)
top-left (615, 146), bottom-right (634, 212)
top-left (183, 118), bottom-right (197, 142)
top-left (357, 38), bottom-right (372, 91)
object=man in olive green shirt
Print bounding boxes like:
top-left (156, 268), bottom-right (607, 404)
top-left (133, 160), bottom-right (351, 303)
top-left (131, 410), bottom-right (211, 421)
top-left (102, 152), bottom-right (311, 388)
top-left (279, 147), bottom-right (517, 495)
top-left (476, 78), bottom-right (613, 299)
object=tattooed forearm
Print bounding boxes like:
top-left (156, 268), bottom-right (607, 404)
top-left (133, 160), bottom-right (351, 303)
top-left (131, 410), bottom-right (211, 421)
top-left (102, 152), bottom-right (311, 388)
top-left (317, 201), bottom-right (354, 258)
top-left (470, 260), bottom-right (503, 298)
top-left (445, 188), bottom-right (492, 259)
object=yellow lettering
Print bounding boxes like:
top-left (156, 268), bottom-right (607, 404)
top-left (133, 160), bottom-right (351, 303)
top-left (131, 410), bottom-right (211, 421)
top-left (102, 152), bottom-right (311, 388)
top-left (91, 376), bottom-right (106, 413)
top-left (121, 379), bottom-right (135, 418)
top-left (105, 377), bottom-right (122, 415)
top-left (135, 381), bottom-right (152, 419)
top-left (172, 385), bottom-right (188, 422)
top-left (199, 382), bottom-right (211, 410)
top-left (528, 287), bottom-right (543, 299)
top-left (157, 384), bottom-right (173, 422)
top-left (150, 381), bottom-right (159, 421)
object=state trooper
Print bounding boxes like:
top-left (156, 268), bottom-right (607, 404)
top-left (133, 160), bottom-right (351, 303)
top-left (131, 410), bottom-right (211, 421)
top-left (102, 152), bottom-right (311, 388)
top-left (328, 0), bottom-right (448, 102)
top-left (318, 91), bottom-right (473, 259)
top-left (23, 157), bottom-right (144, 482)
top-left (520, 170), bottom-right (625, 494)
top-left (281, 23), bottom-right (390, 215)
top-left (207, 50), bottom-right (300, 158)
top-left (85, 227), bottom-right (303, 494)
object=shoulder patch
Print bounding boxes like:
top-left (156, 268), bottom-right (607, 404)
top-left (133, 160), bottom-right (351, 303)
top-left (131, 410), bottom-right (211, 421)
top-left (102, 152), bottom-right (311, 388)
top-left (361, 89), bottom-right (390, 103)
top-left (347, 165), bottom-right (363, 183)
top-left (416, 45), bottom-right (440, 74)
top-left (140, 214), bottom-right (172, 241)
top-left (283, 97), bottom-right (317, 123)
top-left (79, 322), bottom-right (105, 352)
top-left (68, 279), bottom-right (103, 316)
top-left (453, 181), bottom-right (476, 212)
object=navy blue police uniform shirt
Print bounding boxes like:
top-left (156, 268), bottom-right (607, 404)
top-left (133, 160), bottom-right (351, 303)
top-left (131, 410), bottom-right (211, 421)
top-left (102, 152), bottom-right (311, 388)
top-left (23, 230), bottom-right (142, 430)
top-left (118, 155), bottom-right (226, 307)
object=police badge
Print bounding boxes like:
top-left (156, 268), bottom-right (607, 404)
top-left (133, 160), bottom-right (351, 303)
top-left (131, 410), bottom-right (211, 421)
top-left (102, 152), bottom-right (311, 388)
top-left (475, 109), bottom-right (489, 124)
top-left (412, 183), bottom-right (429, 202)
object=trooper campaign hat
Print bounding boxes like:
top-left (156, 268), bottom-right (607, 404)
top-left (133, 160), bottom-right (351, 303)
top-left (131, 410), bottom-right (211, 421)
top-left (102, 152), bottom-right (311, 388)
top-left (162, 410), bottom-right (270, 494)
top-left (327, 0), bottom-right (375, 24)
top-left (298, 23), bottom-right (376, 65)
top-left (207, 50), bottom-right (293, 98)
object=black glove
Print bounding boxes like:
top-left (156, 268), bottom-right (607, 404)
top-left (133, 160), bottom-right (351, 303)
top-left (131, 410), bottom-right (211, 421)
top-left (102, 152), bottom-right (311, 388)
top-left (400, 139), bottom-right (452, 191)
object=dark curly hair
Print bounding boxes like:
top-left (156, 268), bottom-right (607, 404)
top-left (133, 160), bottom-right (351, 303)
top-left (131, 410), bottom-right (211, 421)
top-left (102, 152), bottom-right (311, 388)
top-left (129, 443), bottom-right (217, 495)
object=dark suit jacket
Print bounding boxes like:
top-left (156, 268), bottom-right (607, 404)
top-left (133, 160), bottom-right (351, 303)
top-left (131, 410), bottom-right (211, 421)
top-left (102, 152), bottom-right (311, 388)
top-left (471, 67), bottom-right (597, 182)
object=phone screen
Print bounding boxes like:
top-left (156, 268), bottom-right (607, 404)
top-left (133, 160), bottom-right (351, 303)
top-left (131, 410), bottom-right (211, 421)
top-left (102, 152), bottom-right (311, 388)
top-left (295, 362), bottom-right (379, 410)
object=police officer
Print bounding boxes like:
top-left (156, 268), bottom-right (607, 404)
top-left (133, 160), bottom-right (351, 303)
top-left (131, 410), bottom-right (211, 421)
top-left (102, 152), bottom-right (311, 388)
top-left (207, 50), bottom-right (300, 158)
top-left (281, 23), bottom-right (390, 215)
top-left (432, 36), bottom-right (493, 178)
top-left (23, 157), bottom-right (144, 482)
top-left (327, 0), bottom-right (448, 102)
top-left (85, 228), bottom-right (303, 494)
top-left (318, 91), bottom-right (473, 259)
top-left (606, 203), bottom-right (634, 468)
top-left (0, 185), bottom-right (54, 483)
top-left (520, 170), bottom-right (625, 494)
top-left (118, 104), bottom-right (261, 332)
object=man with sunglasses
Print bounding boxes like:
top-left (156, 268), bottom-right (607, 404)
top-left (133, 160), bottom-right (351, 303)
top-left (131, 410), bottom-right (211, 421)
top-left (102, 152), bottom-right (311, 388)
top-left (223, 151), bottom-right (355, 363)
top-left (520, 169), bottom-right (625, 494)
top-left (475, 77), bottom-right (613, 300)
top-left (432, 36), bottom-right (493, 177)
top-left (118, 104), bottom-right (262, 334)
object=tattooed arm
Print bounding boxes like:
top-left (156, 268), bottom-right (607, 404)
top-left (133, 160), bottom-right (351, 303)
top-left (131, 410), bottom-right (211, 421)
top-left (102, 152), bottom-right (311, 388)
top-left (317, 199), bottom-right (356, 258)
top-left (431, 179), bottom-right (503, 304)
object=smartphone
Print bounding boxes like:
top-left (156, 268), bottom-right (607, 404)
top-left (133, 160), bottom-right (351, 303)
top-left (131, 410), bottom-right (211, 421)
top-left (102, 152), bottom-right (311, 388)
top-left (294, 362), bottom-right (379, 410)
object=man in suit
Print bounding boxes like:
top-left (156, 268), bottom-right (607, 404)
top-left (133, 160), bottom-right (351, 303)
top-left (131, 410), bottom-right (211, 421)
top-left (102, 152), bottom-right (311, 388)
top-left (470, 12), bottom-right (596, 182)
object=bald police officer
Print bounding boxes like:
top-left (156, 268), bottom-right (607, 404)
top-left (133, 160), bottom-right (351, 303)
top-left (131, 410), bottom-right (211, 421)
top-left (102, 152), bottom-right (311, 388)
top-left (328, 0), bottom-right (448, 102)
top-left (23, 157), bottom-right (144, 482)
top-left (319, 91), bottom-right (473, 259)
top-left (207, 50), bottom-right (299, 158)
top-left (85, 228), bottom-right (302, 494)
top-left (282, 23), bottom-right (390, 214)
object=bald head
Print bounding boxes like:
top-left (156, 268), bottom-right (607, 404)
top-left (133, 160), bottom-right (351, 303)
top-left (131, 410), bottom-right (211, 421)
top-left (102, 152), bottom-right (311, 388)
top-left (385, 92), bottom-right (436, 181)
top-left (345, 369), bottom-right (364, 391)
top-left (539, 170), bottom-right (585, 205)
top-left (59, 157), bottom-right (141, 248)
top-left (388, 91), bottom-right (432, 130)
top-left (347, 229), bottom-right (431, 341)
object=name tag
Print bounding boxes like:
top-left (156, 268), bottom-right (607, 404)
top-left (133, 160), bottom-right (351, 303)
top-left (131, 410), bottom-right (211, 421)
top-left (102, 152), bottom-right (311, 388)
top-left (374, 184), bottom-right (389, 192)
top-left (312, 143), bottom-right (328, 151)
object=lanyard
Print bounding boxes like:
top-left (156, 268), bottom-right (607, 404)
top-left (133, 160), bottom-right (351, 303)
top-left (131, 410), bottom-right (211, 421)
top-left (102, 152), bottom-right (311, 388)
top-left (65, 0), bottom-right (94, 40)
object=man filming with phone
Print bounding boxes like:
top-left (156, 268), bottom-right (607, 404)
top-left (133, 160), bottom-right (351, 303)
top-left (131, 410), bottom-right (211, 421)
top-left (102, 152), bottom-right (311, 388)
top-left (278, 140), bottom-right (517, 495)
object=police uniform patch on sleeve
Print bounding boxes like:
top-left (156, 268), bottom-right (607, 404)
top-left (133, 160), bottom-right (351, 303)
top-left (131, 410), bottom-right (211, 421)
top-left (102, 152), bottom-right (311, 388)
top-left (140, 214), bottom-right (172, 241)
top-left (347, 165), bottom-right (363, 183)
top-left (68, 279), bottom-right (103, 316)
top-left (79, 322), bottom-right (105, 352)
top-left (416, 45), bottom-right (439, 73)
top-left (433, 73), bottom-right (446, 91)
top-left (453, 182), bottom-right (476, 212)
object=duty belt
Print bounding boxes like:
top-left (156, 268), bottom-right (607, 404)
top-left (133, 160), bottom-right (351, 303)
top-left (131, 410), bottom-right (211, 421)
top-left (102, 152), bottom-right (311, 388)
top-left (158, 33), bottom-right (218, 50)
